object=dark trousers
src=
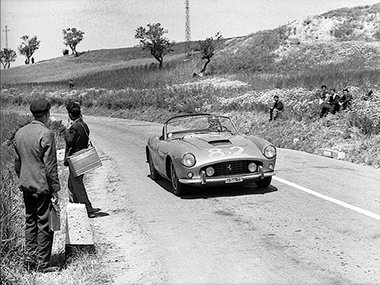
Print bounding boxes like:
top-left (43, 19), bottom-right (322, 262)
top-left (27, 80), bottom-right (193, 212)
top-left (269, 108), bottom-right (281, 120)
top-left (68, 170), bottom-right (93, 214)
top-left (331, 103), bottom-right (340, 114)
top-left (23, 192), bottom-right (54, 269)
top-left (320, 103), bottom-right (331, 118)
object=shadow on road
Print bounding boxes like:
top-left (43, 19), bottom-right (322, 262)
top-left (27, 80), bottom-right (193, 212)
top-left (148, 175), bottom-right (278, 199)
top-left (182, 184), bottom-right (278, 199)
top-left (93, 211), bottom-right (110, 218)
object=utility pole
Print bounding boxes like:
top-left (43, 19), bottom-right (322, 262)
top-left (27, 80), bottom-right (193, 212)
top-left (185, 0), bottom-right (191, 58)
top-left (2, 25), bottom-right (10, 49)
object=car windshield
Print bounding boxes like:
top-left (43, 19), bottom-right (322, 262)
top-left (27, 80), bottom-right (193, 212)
top-left (165, 114), bottom-right (238, 139)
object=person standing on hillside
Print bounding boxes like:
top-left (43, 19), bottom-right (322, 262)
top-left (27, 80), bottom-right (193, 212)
top-left (63, 101), bottom-right (98, 218)
top-left (269, 95), bottom-right (284, 121)
top-left (14, 98), bottom-right (60, 273)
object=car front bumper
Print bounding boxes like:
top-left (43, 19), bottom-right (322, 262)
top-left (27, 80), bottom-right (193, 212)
top-left (178, 171), bottom-right (275, 186)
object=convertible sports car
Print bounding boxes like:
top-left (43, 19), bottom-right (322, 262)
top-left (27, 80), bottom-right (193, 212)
top-left (146, 114), bottom-right (276, 196)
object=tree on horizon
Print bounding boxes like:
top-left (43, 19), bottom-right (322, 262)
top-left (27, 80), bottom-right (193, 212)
top-left (135, 23), bottom-right (174, 69)
top-left (0, 48), bottom-right (17, 68)
top-left (63, 28), bottom-right (84, 57)
top-left (18, 35), bottom-right (40, 65)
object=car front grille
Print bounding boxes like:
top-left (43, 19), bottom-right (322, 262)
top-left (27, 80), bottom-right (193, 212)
top-left (202, 160), bottom-right (261, 177)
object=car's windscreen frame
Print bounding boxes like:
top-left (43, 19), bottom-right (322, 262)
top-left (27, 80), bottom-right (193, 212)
top-left (163, 114), bottom-right (239, 140)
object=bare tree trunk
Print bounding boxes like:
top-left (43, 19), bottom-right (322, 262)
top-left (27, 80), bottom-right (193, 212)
top-left (200, 58), bottom-right (211, 73)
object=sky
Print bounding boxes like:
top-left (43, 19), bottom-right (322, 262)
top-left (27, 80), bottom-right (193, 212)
top-left (1, 0), bottom-right (379, 67)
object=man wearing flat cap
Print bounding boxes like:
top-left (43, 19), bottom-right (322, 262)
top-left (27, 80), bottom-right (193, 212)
top-left (14, 98), bottom-right (60, 272)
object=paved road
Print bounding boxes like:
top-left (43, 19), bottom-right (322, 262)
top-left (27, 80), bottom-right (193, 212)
top-left (58, 114), bottom-right (380, 284)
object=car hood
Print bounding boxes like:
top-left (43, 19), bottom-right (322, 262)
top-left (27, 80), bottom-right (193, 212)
top-left (182, 133), bottom-right (247, 148)
top-left (179, 133), bottom-right (265, 161)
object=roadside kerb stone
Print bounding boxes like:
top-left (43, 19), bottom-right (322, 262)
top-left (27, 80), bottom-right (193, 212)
top-left (65, 203), bottom-right (94, 246)
top-left (317, 148), bottom-right (346, 160)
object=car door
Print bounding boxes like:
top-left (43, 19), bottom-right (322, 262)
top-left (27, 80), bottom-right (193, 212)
top-left (155, 139), bottom-right (174, 176)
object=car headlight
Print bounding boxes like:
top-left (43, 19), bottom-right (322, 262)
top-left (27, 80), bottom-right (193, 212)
top-left (206, 166), bottom-right (215, 176)
top-left (181, 153), bottom-right (196, 167)
top-left (248, 162), bottom-right (257, 172)
top-left (263, 145), bottom-right (276, 159)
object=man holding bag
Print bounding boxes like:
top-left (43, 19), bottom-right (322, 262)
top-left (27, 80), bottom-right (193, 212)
top-left (14, 98), bottom-right (60, 272)
top-left (64, 101), bottom-right (98, 218)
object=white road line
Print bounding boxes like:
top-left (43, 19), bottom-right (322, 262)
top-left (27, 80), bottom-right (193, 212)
top-left (273, 176), bottom-right (380, 221)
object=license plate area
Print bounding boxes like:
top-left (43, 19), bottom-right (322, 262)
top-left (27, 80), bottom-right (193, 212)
top-left (225, 177), bottom-right (243, 184)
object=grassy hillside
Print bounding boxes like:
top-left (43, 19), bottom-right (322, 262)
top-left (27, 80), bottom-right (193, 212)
top-left (213, 3), bottom-right (380, 83)
top-left (1, 3), bottom-right (379, 168)
top-left (0, 40), bottom-right (213, 85)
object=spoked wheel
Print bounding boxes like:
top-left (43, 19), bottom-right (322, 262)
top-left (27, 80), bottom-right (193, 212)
top-left (255, 176), bottom-right (272, 188)
top-left (148, 152), bottom-right (160, 180)
top-left (170, 161), bottom-right (186, 196)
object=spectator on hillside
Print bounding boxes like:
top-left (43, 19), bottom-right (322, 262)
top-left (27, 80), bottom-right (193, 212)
top-left (339, 88), bottom-right (353, 110)
top-left (269, 95), bottom-right (284, 121)
top-left (68, 79), bottom-right (74, 89)
top-left (363, 90), bottom-right (373, 101)
top-left (329, 88), bottom-right (340, 114)
top-left (31, 57), bottom-right (35, 64)
top-left (320, 91), bottom-right (332, 118)
top-left (318, 85), bottom-right (329, 102)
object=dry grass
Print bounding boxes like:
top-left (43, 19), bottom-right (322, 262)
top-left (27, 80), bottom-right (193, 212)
top-left (2, 77), bottom-right (379, 167)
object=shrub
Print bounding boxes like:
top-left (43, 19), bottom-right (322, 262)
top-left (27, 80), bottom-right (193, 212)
top-left (332, 20), bottom-right (355, 40)
top-left (373, 29), bottom-right (380, 40)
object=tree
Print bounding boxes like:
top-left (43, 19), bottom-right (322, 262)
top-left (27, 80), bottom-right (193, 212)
top-left (18, 35), bottom-right (40, 64)
top-left (0, 48), bottom-right (17, 68)
top-left (135, 23), bottom-right (174, 68)
top-left (198, 32), bottom-right (222, 75)
top-left (63, 28), bottom-right (84, 56)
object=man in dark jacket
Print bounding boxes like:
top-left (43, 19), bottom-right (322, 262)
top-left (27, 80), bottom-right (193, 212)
top-left (14, 98), bottom-right (60, 272)
top-left (329, 88), bottom-right (340, 114)
top-left (319, 85), bottom-right (332, 118)
top-left (64, 102), bottom-right (97, 217)
top-left (339, 88), bottom-right (353, 110)
top-left (269, 95), bottom-right (284, 121)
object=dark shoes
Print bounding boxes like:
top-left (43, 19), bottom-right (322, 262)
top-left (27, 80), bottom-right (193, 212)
top-left (24, 260), bottom-right (37, 272)
top-left (24, 261), bottom-right (61, 273)
top-left (88, 207), bottom-right (101, 218)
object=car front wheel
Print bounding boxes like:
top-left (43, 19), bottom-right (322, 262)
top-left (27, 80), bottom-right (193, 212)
top-left (255, 176), bottom-right (272, 188)
top-left (170, 162), bottom-right (186, 196)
